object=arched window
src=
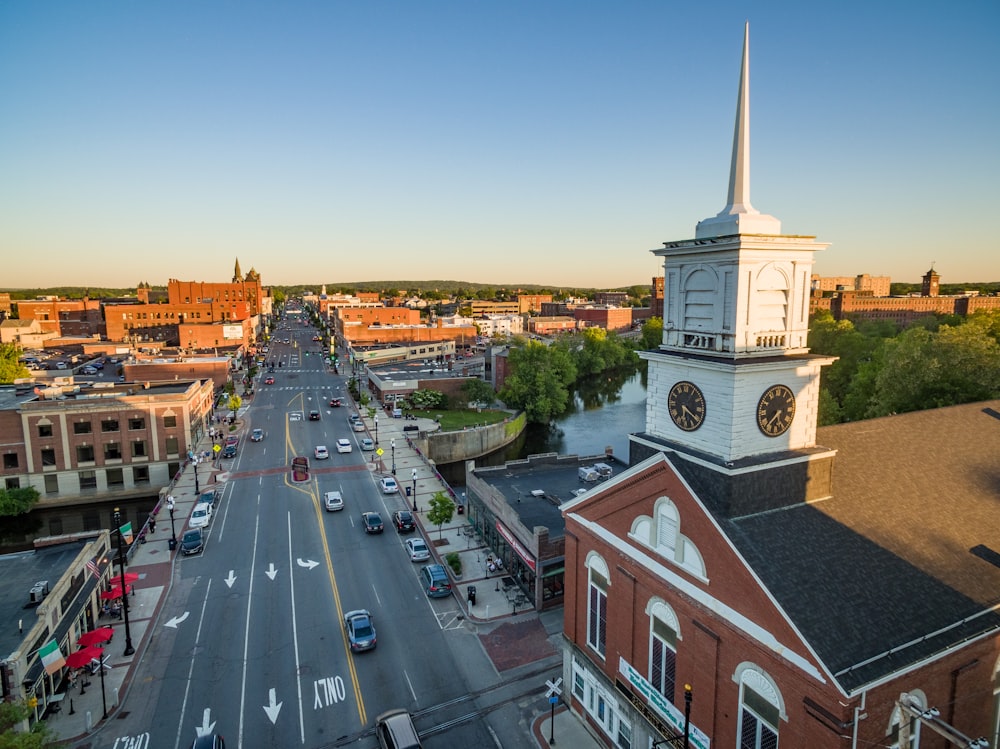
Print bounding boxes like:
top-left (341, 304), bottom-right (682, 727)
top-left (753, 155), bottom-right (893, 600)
top-left (887, 691), bottom-right (926, 749)
top-left (734, 664), bottom-right (784, 749)
top-left (647, 600), bottom-right (680, 704)
top-left (586, 553), bottom-right (609, 659)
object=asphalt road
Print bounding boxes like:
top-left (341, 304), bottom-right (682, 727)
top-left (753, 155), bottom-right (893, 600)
top-left (89, 322), bottom-right (529, 749)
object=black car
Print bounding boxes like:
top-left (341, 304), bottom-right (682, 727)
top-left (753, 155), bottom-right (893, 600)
top-left (309, 410), bottom-right (321, 421)
top-left (361, 512), bottom-right (384, 534)
top-left (191, 735), bottom-right (225, 748)
top-left (391, 510), bottom-right (415, 533)
top-left (221, 445), bottom-right (237, 459)
top-left (181, 529), bottom-right (204, 555)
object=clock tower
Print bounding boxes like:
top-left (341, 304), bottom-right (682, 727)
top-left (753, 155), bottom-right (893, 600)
top-left (630, 23), bottom-right (837, 517)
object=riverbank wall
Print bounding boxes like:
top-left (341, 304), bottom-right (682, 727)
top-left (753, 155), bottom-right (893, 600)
top-left (412, 411), bottom-right (527, 465)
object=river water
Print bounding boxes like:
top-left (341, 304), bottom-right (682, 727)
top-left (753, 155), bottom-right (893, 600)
top-left (438, 368), bottom-right (648, 485)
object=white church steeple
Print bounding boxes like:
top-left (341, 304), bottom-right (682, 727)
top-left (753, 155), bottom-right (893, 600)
top-left (695, 22), bottom-right (781, 239)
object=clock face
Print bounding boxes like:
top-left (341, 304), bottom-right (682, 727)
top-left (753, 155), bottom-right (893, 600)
top-left (668, 381), bottom-right (706, 432)
top-left (757, 385), bottom-right (796, 437)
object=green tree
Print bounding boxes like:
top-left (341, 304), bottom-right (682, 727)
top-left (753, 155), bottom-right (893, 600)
top-left (409, 389), bottom-right (445, 410)
top-left (639, 317), bottom-right (663, 350)
top-left (866, 324), bottom-right (1000, 417)
top-left (0, 487), bottom-right (41, 518)
top-left (0, 343), bottom-right (29, 384)
top-left (498, 340), bottom-right (577, 423)
top-left (564, 327), bottom-right (635, 377)
top-left (426, 490), bottom-right (455, 540)
top-left (0, 698), bottom-right (56, 747)
top-left (461, 378), bottom-right (496, 407)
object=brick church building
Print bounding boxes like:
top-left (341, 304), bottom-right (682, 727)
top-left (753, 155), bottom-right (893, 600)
top-left (559, 24), bottom-right (1000, 749)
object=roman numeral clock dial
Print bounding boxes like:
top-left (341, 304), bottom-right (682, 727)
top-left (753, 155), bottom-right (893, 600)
top-left (757, 385), bottom-right (796, 437)
top-left (668, 381), bottom-right (706, 432)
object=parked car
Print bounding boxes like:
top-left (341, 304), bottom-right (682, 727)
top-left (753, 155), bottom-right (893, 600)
top-left (360, 438), bottom-right (374, 451)
top-left (309, 410), bottom-right (321, 421)
top-left (348, 413), bottom-right (361, 425)
top-left (343, 609), bottom-right (377, 652)
top-left (225, 436), bottom-right (239, 447)
top-left (324, 491), bottom-right (344, 512)
top-left (189, 502), bottom-right (212, 529)
top-left (181, 529), bottom-right (204, 555)
top-left (361, 512), bottom-right (384, 534)
top-left (420, 564), bottom-right (453, 597)
top-left (379, 477), bottom-right (399, 494)
top-left (392, 510), bottom-right (415, 533)
top-left (352, 420), bottom-right (366, 432)
top-left (336, 438), bottom-right (352, 454)
top-left (198, 490), bottom-right (219, 509)
top-left (221, 444), bottom-right (237, 459)
top-left (405, 537), bottom-right (430, 562)
top-left (314, 445), bottom-right (330, 460)
top-left (81, 365), bottom-right (98, 375)
top-left (250, 428), bottom-right (264, 442)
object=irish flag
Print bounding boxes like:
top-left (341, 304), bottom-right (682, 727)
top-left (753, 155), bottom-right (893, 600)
top-left (39, 640), bottom-right (65, 675)
top-left (119, 521), bottom-right (133, 544)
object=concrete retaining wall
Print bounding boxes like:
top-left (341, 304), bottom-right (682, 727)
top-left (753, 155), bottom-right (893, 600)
top-left (417, 412), bottom-right (527, 465)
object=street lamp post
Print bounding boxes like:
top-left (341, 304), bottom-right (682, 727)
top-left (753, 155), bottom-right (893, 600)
top-left (98, 644), bottom-right (108, 719)
top-left (193, 456), bottom-right (200, 494)
top-left (167, 495), bottom-right (176, 543)
top-left (112, 508), bottom-right (135, 656)
top-left (374, 415), bottom-right (379, 445)
top-left (391, 439), bottom-right (396, 475)
top-left (411, 468), bottom-right (418, 512)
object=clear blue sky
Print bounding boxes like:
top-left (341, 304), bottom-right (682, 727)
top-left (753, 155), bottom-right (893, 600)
top-left (2, 1), bottom-right (998, 290)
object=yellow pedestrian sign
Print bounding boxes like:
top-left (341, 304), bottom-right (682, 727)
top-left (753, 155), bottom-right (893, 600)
top-left (376, 448), bottom-right (384, 457)
top-left (213, 444), bottom-right (221, 454)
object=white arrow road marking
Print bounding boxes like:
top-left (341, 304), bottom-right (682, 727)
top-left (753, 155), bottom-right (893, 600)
top-left (296, 558), bottom-right (318, 570)
top-left (262, 687), bottom-right (283, 724)
top-left (224, 570), bottom-right (237, 588)
top-left (164, 612), bottom-right (190, 628)
top-left (195, 707), bottom-right (216, 737)
top-left (265, 563), bottom-right (278, 580)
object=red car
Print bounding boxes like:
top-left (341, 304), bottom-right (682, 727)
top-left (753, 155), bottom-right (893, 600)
top-left (329, 398), bottom-right (342, 407)
top-left (264, 376), bottom-right (275, 385)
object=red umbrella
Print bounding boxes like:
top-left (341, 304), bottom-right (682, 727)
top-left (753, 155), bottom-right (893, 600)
top-left (115, 572), bottom-right (140, 584)
top-left (100, 588), bottom-right (123, 600)
top-left (77, 627), bottom-right (114, 646)
top-left (65, 645), bottom-right (104, 670)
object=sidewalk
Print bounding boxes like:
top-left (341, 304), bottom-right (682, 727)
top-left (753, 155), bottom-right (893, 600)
top-left (41, 437), bottom-right (215, 743)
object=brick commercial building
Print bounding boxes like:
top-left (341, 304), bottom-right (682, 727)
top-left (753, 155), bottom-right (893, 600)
top-left (559, 27), bottom-right (1000, 749)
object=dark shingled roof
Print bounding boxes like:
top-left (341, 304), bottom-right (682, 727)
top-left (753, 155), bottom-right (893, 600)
top-left (721, 400), bottom-right (1000, 693)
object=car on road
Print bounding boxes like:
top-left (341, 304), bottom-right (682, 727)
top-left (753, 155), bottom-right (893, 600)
top-left (379, 477), bottom-right (399, 494)
top-left (375, 710), bottom-right (420, 749)
top-left (191, 734), bottom-right (226, 748)
top-left (181, 529), bottom-right (204, 556)
top-left (420, 564), bottom-right (453, 598)
top-left (392, 510), bottom-right (415, 533)
top-left (189, 502), bottom-right (212, 529)
top-left (264, 376), bottom-right (275, 385)
top-left (309, 410), bottom-right (321, 421)
top-left (405, 537), bottom-right (430, 562)
top-left (361, 511), bottom-right (384, 534)
top-left (343, 609), bottom-right (377, 652)
top-left (329, 397), bottom-right (342, 407)
top-left (314, 445), bottom-right (330, 460)
top-left (250, 428), bottom-right (264, 442)
top-left (221, 444), bottom-right (237, 459)
top-left (360, 437), bottom-right (374, 451)
top-left (324, 491), bottom-right (344, 512)
top-left (336, 438), bottom-right (352, 454)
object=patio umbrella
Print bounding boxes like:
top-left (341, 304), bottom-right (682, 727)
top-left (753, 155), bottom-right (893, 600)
top-left (65, 645), bottom-right (104, 670)
top-left (77, 627), bottom-right (114, 647)
top-left (100, 588), bottom-right (123, 600)
top-left (115, 572), bottom-right (140, 584)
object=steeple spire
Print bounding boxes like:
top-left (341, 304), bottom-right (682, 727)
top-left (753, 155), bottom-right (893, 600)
top-left (233, 257), bottom-right (243, 282)
top-left (695, 22), bottom-right (781, 239)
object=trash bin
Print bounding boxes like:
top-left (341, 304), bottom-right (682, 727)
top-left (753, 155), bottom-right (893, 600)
top-left (467, 585), bottom-right (477, 605)
top-left (405, 486), bottom-right (411, 497)
top-left (168, 538), bottom-right (177, 551)
top-left (457, 504), bottom-right (464, 514)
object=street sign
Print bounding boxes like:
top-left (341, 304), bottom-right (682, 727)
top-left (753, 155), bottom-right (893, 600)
top-left (376, 448), bottom-right (384, 457)
top-left (212, 444), bottom-right (221, 454)
top-left (545, 677), bottom-right (563, 698)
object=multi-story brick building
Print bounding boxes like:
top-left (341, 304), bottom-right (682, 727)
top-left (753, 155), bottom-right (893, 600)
top-left (593, 291), bottom-right (629, 306)
top-left (651, 276), bottom-right (664, 319)
top-left (810, 273), bottom-right (891, 296)
top-left (560, 28), bottom-right (1000, 749)
top-left (14, 297), bottom-right (104, 337)
top-left (517, 294), bottom-right (553, 314)
top-left (0, 377), bottom-right (214, 506)
top-left (527, 316), bottom-right (580, 335)
top-left (572, 305), bottom-right (633, 332)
